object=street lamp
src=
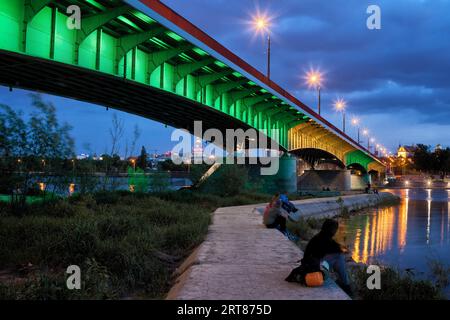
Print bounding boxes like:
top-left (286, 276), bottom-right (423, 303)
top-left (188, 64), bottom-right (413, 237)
top-left (351, 117), bottom-right (360, 143)
top-left (334, 98), bottom-right (347, 133)
top-left (370, 138), bottom-right (376, 153)
top-left (362, 129), bottom-right (369, 150)
top-left (252, 15), bottom-right (271, 80)
top-left (305, 70), bottom-right (324, 115)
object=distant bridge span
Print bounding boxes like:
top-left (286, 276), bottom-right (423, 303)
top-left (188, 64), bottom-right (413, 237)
top-left (0, 0), bottom-right (385, 190)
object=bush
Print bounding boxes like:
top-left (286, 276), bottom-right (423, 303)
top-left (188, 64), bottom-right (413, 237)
top-left (351, 266), bottom-right (445, 300)
top-left (0, 191), bottom-right (213, 299)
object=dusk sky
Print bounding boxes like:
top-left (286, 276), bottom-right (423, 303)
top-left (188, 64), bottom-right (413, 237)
top-left (1, 0), bottom-right (449, 156)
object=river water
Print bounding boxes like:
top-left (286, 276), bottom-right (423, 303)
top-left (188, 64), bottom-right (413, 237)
top-left (336, 188), bottom-right (450, 295)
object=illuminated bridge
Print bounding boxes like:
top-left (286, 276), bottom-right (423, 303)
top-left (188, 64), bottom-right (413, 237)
top-left (0, 0), bottom-right (385, 192)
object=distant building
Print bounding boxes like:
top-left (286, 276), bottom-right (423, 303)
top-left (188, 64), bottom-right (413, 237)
top-left (76, 153), bottom-right (90, 160)
top-left (397, 145), bottom-right (416, 158)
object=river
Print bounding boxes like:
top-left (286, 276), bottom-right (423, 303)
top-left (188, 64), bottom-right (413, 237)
top-left (336, 188), bottom-right (450, 296)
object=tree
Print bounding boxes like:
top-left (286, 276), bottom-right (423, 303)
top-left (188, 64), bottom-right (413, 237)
top-left (137, 146), bottom-right (147, 170)
top-left (109, 113), bottom-right (124, 156)
top-left (0, 104), bottom-right (27, 157)
top-left (28, 94), bottom-right (74, 158)
top-left (130, 124), bottom-right (141, 157)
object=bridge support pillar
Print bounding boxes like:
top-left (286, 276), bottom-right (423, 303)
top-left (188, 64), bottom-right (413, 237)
top-left (261, 154), bottom-right (297, 194)
top-left (298, 170), bottom-right (352, 191)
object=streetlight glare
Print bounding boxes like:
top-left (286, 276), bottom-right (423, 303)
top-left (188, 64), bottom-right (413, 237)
top-left (305, 69), bottom-right (323, 88)
top-left (254, 16), bottom-right (269, 32)
top-left (334, 98), bottom-right (346, 111)
top-left (351, 117), bottom-right (359, 126)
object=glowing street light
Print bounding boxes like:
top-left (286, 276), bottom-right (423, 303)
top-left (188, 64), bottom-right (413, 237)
top-left (334, 98), bottom-right (347, 132)
top-left (305, 69), bottom-right (324, 115)
top-left (369, 138), bottom-right (376, 154)
top-left (351, 117), bottom-right (361, 144)
top-left (362, 129), bottom-right (370, 150)
top-left (252, 15), bottom-right (272, 80)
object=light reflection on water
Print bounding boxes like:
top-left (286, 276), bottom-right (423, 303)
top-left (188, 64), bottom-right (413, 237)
top-left (336, 188), bottom-right (450, 279)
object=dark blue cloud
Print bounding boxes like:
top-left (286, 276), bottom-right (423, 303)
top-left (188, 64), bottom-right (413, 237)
top-left (162, 0), bottom-right (450, 150)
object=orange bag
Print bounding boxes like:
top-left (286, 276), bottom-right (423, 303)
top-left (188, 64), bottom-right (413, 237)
top-left (305, 272), bottom-right (324, 287)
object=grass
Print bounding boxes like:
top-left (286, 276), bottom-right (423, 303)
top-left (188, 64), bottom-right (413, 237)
top-left (351, 265), bottom-right (445, 300)
top-left (0, 190), bottom-right (274, 300)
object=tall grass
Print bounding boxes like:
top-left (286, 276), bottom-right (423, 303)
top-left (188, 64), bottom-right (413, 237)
top-left (0, 190), bottom-right (275, 299)
top-left (0, 192), bottom-right (213, 299)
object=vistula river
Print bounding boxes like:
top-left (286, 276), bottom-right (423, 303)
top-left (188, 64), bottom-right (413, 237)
top-left (336, 188), bottom-right (450, 297)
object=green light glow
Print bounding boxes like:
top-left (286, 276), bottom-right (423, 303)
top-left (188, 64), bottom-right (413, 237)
top-left (179, 52), bottom-right (194, 62)
top-left (150, 37), bottom-right (169, 49)
top-left (192, 47), bottom-right (207, 56)
top-left (132, 11), bottom-right (155, 24)
top-left (117, 16), bottom-right (142, 31)
top-left (232, 71), bottom-right (242, 78)
top-left (166, 31), bottom-right (184, 42)
top-left (214, 61), bottom-right (227, 68)
top-left (85, 0), bottom-right (105, 11)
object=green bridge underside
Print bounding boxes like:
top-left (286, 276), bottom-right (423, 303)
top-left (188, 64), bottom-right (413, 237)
top-left (0, 0), bottom-right (380, 171)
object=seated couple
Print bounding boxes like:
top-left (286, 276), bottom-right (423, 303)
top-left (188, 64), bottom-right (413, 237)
top-left (263, 192), bottom-right (297, 232)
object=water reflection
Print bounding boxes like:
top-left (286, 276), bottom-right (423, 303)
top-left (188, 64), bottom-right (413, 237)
top-left (337, 188), bottom-right (450, 272)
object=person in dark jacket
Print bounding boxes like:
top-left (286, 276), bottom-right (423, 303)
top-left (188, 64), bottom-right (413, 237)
top-left (301, 219), bottom-right (350, 292)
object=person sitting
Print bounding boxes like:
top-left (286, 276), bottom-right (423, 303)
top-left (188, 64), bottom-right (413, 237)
top-left (263, 193), bottom-right (287, 233)
top-left (365, 182), bottom-right (371, 194)
top-left (301, 219), bottom-right (351, 295)
top-left (279, 191), bottom-right (298, 213)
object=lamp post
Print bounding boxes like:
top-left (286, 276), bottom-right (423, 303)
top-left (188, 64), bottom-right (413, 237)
top-left (362, 129), bottom-right (369, 150)
top-left (370, 138), bottom-right (375, 154)
top-left (334, 98), bottom-right (347, 133)
top-left (305, 70), bottom-right (323, 115)
top-left (253, 16), bottom-right (271, 80)
top-left (351, 117), bottom-right (360, 143)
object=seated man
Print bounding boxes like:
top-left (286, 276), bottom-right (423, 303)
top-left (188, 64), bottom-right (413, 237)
top-left (263, 194), bottom-right (287, 233)
top-left (301, 219), bottom-right (351, 295)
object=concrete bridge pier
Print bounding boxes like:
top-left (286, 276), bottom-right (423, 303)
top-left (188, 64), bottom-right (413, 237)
top-left (298, 169), bottom-right (352, 191)
top-left (261, 154), bottom-right (298, 194)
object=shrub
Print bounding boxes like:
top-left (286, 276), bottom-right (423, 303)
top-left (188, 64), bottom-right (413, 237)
top-left (351, 266), bottom-right (444, 300)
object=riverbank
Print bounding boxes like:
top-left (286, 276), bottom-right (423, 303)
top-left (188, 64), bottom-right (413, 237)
top-left (167, 203), bottom-right (350, 300)
top-left (168, 193), bottom-right (399, 300)
top-left (0, 190), bottom-right (276, 299)
top-left (283, 192), bottom-right (447, 300)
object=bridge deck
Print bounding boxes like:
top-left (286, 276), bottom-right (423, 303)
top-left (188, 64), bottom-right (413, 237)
top-left (167, 203), bottom-right (349, 300)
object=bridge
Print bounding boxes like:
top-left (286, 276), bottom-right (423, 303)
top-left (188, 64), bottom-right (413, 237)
top-left (0, 0), bottom-right (385, 192)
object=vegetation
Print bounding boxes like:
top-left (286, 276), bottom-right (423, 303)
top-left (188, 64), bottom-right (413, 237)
top-left (351, 265), bottom-right (445, 300)
top-left (413, 144), bottom-right (450, 177)
top-left (0, 190), bottom-right (275, 300)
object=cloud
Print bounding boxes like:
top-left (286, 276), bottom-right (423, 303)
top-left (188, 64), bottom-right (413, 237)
top-left (162, 0), bottom-right (450, 149)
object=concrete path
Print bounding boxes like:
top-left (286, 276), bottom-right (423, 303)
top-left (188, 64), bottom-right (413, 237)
top-left (167, 203), bottom-right (350, 300)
